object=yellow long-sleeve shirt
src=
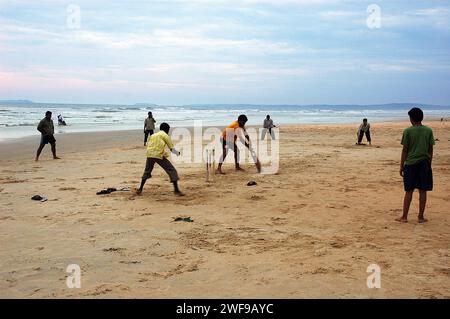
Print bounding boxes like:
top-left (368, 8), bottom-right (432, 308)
top-left (146, 131), bottom-right (174, 159)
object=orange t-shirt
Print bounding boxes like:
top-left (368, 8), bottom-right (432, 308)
top-left (222, 121), bottom-right (242, 140)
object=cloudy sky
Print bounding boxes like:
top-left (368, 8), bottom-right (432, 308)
top-left (1, 0), bottom-right (449, 105)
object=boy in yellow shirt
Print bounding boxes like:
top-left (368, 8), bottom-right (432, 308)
top-left (136, 123), bottom-right (184, 196)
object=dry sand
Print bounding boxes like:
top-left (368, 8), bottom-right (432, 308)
top-left (0, 121), bottom-right (449, 298)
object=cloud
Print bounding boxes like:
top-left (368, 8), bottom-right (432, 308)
top-left (0, 20), bottom-right (300, 55)
top-left (319, 10), bottom-right (360, 18)
top-left (409, 7), bottom-right (450, 17)
top-left (367, 64), bottom-right (419, 73)
top-left (382, 6), bottom-right (450, 30)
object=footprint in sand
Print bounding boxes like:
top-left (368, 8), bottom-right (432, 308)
top-left (59, 187), bottom-right (78, 191)
top-left (270, 217), bottom-right (287, 226)
top-left (0, 177), bottom-right (28, 184)
top-left (83, 284), bottom-right (129, 296)
top-left (141, 212), bottom-right (152, 216)
top-left (102, 247), bottom-right (126, 253)
top-left (119, 260), bottom-right (141, 265)
top-left (314, 248), bottom-right (329, 257)
top-left (0, 216), bottom-right (15, 221)
top-left (329, 237), bottom-right (350, 249)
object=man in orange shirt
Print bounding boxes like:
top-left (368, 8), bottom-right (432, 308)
top-left (216, 114), bottom-right (252, 174)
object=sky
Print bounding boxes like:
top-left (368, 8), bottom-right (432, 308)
top-left (0, 0), bottom-right (449, 105)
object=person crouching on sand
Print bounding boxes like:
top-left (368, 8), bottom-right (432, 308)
top-left (397, 107), bottom-right (434, 223)
top-left (216, 114), bottom-right (252, 174)
top-left (357, 118), bottom-right (371, 146)
top-left (35, 111), bottom-right (60, 161)
top-left (136, 122), bottom-right (184, 196)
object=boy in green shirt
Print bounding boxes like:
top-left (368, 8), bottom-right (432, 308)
top-left (397, 107), bottom-right (435, 223)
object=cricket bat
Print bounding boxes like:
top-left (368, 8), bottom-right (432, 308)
top-left (249, 147), bottom-right (262, 173)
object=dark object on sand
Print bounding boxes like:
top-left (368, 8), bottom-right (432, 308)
top-left (247, 181), bottom-right (257, 186)
top-left (97, 188), bottom-right (117, 195)
top-left (31, 195), bottom-right (48, 202)
top-left (435, 138), bottom-right (439, 142)
top-left (96, 187), bottom-right (130, 195)
top-left (172, 217), bottom-right (194, 222)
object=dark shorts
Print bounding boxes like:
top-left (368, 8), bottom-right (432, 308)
top-left (403, 159), bottom-right (433, 192)
top-left (142, 157), bottom-right (179, 182)
top-left (41, 134), bottom-right (56, 145)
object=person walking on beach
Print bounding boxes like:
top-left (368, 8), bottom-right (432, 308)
top-left (356, 118), bottom-right (371, 145)
top-left (216, 114), bottom-right (255, 174)
top-left (35, 111), bottom-right (60, 161)
top-left (261, 114), bottom-right (276, 140)
top-left (397, 107), bottom-right (434, 223)
top-left (144, 111), bottom-right (156, 146)
top-left (136, 122), bottom-right (184, 196)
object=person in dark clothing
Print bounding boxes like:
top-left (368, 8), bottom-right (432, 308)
top-left (144, 111), bottom-right (156, 146)
top-left (357, 118), bottom-right (371, 145)
top-left (35, 111), bottom-right (60, 161)
top-left (57, 114), bottom-right (67, 126)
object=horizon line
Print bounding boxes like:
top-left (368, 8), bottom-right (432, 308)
top-left (1, 99), bottom-right (449, 108)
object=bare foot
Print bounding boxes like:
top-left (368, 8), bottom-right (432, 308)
top-left (235, 167), bottom-right (245, 171)
top-left (395, 217), bottom-right (408, 223)
top-left (215, 169), bottom-right (225, 175)
top-left (136, 189), bottom-right (142, 195)
top-left (418, 218), bottom-right (428, 223)
top-left (174, 191), bottom-right (185, 196)
top-left (53, 156), bottom-right (61, 160)
top-left (35, 158), bottom-right (39, 162)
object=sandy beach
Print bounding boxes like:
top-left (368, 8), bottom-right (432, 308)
top-left (0, 121), bottom-right (449, 298)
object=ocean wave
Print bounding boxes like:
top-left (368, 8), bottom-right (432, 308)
top-left (92, 109), bottom-right (121, 113)
top-left (4, 123), bottom-right (36, 127)
top-left (118, 107), bottom-right (138, 111)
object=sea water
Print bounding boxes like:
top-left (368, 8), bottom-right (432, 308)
top-left (1, 102), bottom-right (449, 140)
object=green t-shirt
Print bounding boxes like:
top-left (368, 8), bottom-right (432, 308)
top-left (401, 125), bottom-right (435, 165)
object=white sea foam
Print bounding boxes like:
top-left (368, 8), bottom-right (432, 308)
top-left (0, 103), bottom-right (449, 140)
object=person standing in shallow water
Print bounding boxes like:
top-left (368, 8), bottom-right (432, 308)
top-left (144, 111), bottom-right (156, 146)
top-left (35, 111), bottom-right (60, 161)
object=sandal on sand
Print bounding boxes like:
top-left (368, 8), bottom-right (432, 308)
top-left (172, 217), bottom-right (193, 222)
top-left (31, 195), bottom-right (48, 202)
top-left (96, 187), bottom-right (121, 195)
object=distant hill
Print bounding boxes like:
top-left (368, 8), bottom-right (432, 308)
top-left (0, 99), bottom-right (34, 104)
